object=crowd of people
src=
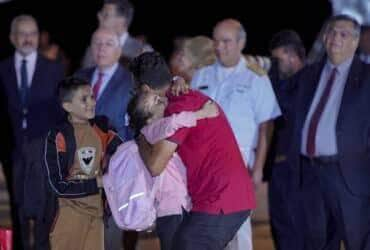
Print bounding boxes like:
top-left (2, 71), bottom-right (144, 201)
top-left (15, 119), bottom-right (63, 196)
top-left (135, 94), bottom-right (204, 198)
top-left (0, 0), bottom-right (370, 250)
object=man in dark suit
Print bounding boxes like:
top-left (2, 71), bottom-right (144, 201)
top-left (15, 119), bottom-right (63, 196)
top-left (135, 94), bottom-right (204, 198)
top-left (75, 27), bottom-right (134, 250)
top-left (0, 15), bottom-right (64, 249)
top-left (358, 25), bottom-right (370, 63)
top-left (289, 14), bottom-right (370, 250)
top-left (82, 0), bottom-right (153, 68)
top-left (266, 30), bottom-right (305, 250)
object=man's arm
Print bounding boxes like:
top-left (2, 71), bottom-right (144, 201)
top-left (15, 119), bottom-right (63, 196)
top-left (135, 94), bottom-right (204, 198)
top-left (137, 135), bottom-right (177, 176)
top-left (252, 120), bottom-right (274, 186)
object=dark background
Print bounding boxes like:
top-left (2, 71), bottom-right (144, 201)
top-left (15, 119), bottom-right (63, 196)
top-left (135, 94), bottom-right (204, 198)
top-left (0, 0), bottom-right (332, 73)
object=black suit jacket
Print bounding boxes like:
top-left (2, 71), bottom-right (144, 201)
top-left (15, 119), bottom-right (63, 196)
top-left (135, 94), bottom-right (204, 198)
top-left (0, 54), bottom-right (64, 148)
top-left (0, 54), bottom-right (64, 204)
top-left (290, 56), bottom-right (370, 197)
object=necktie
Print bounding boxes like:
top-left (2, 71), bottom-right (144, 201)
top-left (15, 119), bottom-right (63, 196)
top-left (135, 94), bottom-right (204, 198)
top-left (306, 67), bottom-right (337, 156)
top-left (93, 72), bottom-right (104, 99)
top-left (20, 59), bottom-right (28, 107)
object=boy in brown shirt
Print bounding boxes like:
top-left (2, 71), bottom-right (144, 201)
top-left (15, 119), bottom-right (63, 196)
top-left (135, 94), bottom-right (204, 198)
top-left (44, 77), bottom-right (121, 250)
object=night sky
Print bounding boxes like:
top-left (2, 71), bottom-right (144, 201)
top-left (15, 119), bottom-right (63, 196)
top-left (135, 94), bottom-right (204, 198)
top-left (0, 0), bottom-right (332, 72)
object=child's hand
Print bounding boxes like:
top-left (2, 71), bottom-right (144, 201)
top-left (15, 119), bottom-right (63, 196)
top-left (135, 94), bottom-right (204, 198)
top-left (171, 76), bottom-right (190, 96)
top-left (196, 100), bottom-right (219, 120)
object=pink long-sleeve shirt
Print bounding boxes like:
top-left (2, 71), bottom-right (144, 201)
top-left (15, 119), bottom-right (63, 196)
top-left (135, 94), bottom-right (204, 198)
top-left (139, 112), bottom-right (196, 217)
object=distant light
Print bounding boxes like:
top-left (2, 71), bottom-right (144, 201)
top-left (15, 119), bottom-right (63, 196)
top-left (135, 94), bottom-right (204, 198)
top-left (0, 0), bottom-right (13, 3)
top-left (330, 0), bottom-right (370, 25)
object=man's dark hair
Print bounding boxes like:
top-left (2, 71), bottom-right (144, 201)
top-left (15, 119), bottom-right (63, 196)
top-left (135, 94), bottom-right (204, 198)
top-left (269, 30), bottom-right (306, 61)
top-left (104, 0), bottom-right (134, 27)
top-left (127, 93), bottom-right (152, 137)
top-left (361, 25), bottom-right (370, 33)
top-left (129, 51), bottom-right (172, 90)
top-left (327, 14), bottom-right (361, 37)
top-left (58, 77), bottom-right (90, 104)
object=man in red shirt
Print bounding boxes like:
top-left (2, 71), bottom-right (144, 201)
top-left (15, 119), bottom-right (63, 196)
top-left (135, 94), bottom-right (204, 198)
top-left (132, 52), bottom-right (255, 250)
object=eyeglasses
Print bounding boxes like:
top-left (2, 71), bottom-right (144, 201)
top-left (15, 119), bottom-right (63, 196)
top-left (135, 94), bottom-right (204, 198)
top-left (326, 28), bottom-right (356, 40)
top-left (91, 40), bottom-right (119, 49)
top-left (98, 10), bottom-right (117, 20)
top-left (15, 31), bottom-right (38, 38)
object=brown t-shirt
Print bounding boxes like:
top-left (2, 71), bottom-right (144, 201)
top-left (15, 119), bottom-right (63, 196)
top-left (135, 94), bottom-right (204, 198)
top-left (59, 123), bottom-right (104, 217)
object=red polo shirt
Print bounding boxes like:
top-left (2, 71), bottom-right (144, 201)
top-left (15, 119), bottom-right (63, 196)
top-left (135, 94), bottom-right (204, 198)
top-left (165, 90), bottom-right (256, 214)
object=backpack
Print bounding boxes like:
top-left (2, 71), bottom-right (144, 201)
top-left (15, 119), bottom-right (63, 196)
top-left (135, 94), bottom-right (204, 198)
top-left (103, 141), bottom-right (159, 231)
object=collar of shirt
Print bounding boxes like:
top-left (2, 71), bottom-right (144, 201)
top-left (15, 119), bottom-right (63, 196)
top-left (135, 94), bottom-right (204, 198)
top-left (119, 32), bottom-right (128, 47)
top-left (14, 51), bottom-right (37, 88)
top-left (215, 56), bottom-right (246, 83)
top-left (325, 55), bottom-right (353, 78)
top-left (92, 63), bottom-right (118, 98)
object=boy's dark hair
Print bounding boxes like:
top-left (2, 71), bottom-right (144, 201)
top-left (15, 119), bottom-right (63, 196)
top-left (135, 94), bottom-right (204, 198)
top-left (269, 30), bottom-right (306, 61)
top-left (129, 51), bottom-right (172, 90)
top-left (104, 0), bottom-right (134, 27)
top-left (58, 77), bottom-right (90, 104)
top-left (127, 93), bottom-right (152, 137)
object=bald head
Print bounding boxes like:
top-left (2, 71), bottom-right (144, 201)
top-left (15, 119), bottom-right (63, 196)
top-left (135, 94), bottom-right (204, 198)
top-left (213, 19), bottom-right (246, 67)
top-left (214, 19), bottom-right (246, 41)
top-left (91, 28), bottom-right (122, 70)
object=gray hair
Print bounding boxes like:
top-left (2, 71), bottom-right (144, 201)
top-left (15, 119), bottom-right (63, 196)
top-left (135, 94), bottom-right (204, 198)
top-left (10, 15), bottom-right (38, 35)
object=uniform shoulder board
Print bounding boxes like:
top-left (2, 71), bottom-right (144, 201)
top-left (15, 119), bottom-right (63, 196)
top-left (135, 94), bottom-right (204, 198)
top-left (246, 62), bottom-right (267, 76)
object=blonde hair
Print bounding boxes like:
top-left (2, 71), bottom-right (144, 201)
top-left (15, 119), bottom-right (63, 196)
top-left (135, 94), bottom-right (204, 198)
top-left (182, 36), bottom-right (216, 70)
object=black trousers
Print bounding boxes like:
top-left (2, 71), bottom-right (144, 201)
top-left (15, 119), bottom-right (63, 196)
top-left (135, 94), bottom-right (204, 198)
top-left (17, 212), bottom-right (50, 250)
top-left (268, 162), bottom-right (304, 250)
top-left (171, 210), bottom-right (250, 250)
top-left (156, 214), bottom-right (183, 250)
top-left (12, 142), bottom-right (50, 250)
top-left (301, 156), bottom-right (370, 250)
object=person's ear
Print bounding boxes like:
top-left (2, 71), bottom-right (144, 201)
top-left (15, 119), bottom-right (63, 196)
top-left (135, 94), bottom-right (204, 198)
top-left (9, 33), bottom-right (16, 47)
top-left (116, 46), bottom-right (122, 57)
top-left (62, 102), bottom-right (72, 113)
top-left (238, 37), bottom-right (246, 52)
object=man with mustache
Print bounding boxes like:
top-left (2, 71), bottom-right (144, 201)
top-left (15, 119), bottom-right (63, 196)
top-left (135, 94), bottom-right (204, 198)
top-left (0, 15), bottom-right (64, 250)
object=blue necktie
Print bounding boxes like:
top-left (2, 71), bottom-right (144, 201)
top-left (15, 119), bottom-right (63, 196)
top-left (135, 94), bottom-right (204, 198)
top-left (20, 59), bottom-right (28, 107)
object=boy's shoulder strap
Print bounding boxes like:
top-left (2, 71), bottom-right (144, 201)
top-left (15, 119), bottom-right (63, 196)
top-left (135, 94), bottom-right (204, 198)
top-left (91, 116), bottom-right (122, 152)
top-left (55, 121), bottom-right (76, 168)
